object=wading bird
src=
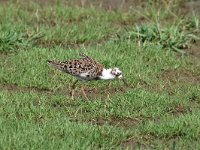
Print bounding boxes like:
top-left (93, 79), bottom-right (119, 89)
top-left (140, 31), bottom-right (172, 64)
top-left (48, 52), bottom-right (127, 99)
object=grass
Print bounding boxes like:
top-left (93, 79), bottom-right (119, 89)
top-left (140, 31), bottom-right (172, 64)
top-left (0, 0), bottom-right (200, 149)
top-left (121, 21), bottom-right (199, 54)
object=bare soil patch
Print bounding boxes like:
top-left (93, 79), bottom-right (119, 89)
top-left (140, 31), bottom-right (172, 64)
top-left (186, 40), bottom-right (200, 59)
top-left (166, 104), bottom-right (192, 117)
top-left (2, 0), bottom-right (145, 10)
top-left (160, 69), bottom-right (200, 84)
top-left (36, 35), bottom-right (110, 49)
top-left (3, 0), bottom-right (200, 14)
top-left (157, 69), bottom-right (200, 94)
top-left (0, 0), bottom-right (8, 4)
top-left (136, 68), bottom-right (200, 95)
top-left (57, 85), bottom-right (131, 99)
top-left (0, 83), bottom-right (52, 93)
top-left (0, 82), bottom-right (131, 99)
top-left (180, 1), bottom-right (200, 15)
top-left (121, 137), bottom-right (140, 149)
top-left (66, 0), bottom-right (144, 10)
top-left (88, 116), bottom-right (142, 129)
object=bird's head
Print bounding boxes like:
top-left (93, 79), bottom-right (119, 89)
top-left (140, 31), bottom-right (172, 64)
top-left (100, 67), bottom-right (128, 86)
top-left (110, 67), bottom-right (123, 79)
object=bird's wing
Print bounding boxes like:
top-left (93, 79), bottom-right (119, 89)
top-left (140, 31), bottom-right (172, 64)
top-left (48, 58), bottom-right (103, 78)
top-left (79, 52), bottom-right (94, 62)
top-left (48, 53), bottom-right (104, 78)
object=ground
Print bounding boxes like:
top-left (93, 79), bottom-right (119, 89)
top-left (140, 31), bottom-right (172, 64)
top-left (0, 0), bottom-right (200, 149)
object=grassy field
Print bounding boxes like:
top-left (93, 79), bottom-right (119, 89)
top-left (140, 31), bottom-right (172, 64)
top-left (0, 0), bottom-right (200, 149)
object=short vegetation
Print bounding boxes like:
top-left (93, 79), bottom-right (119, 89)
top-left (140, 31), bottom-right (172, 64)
top-left (0, 0), bottom-right (200, 149)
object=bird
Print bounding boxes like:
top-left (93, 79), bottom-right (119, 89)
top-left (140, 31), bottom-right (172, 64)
top-left (48, 52), bottom-right (127, 99)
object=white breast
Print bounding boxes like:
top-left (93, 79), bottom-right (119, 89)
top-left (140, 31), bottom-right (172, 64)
top-left (99, 68), bottom-right (115, 80)
top-left (74, 72), bottom-right (91, 81)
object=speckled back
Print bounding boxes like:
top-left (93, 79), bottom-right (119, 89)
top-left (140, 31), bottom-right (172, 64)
top-left (48, 54), bottom-right (104, 80)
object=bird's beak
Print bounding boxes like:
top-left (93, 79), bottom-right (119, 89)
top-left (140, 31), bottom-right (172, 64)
top-left (117, 74), bottom-right (128, 86)
top-left (117, 74), bottom-right (123, 79)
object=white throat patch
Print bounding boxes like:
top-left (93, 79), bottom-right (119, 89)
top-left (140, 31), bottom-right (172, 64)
top-left (99, 68), bottom-right (115, 80)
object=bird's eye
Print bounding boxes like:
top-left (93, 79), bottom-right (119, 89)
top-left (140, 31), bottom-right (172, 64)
top-left (116, 72), bottom-right (121, 76)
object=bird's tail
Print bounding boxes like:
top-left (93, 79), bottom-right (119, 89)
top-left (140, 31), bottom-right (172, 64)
top-left (47, 60), bottom-right (64, 71)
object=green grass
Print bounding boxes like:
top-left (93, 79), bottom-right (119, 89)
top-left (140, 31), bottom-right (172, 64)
top-left (0, 0), bottom-right (200, 149)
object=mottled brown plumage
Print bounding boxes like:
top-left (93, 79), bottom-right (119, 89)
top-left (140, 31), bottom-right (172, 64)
top-left (48, 52), bottom-right (104, 81)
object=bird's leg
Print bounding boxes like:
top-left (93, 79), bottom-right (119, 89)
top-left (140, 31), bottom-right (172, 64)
top-left (107, 81), bottom-right (111, 88)
top-left (71, 79), bottom-right (78, 100)
top-left (81, 86), bottom-right (89, 100)
top-left (106, 94), bottom-right (110, 101)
